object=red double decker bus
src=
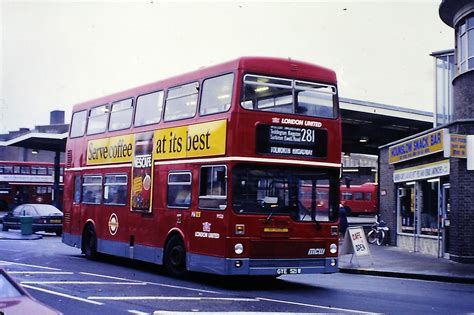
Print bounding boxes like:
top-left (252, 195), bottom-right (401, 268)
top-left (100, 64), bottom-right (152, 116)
top-left (340, 183), bottom-right (378, 216)
top-left (0, 161), bottom-right (64, 211)
top-left (62, 57), bottom-right (341, 277)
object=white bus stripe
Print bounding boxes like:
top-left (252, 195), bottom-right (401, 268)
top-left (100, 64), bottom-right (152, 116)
top-left (21, 284), bottom-right (104, 306)
top-left (0, 260), bottom-right (61, 270)
top-left (65, 156), bottom-right (340, 171)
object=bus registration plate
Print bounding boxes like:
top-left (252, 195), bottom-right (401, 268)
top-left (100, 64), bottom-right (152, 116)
top-left (276, 268), bottom-right (301, 275)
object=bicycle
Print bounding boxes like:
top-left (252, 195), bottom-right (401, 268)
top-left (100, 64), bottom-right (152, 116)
top-left (367, 217), bottom-right (389, 246)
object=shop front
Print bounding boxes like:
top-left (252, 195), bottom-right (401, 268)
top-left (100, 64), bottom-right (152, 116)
top-left (394, 160), bottom-right (450, 257)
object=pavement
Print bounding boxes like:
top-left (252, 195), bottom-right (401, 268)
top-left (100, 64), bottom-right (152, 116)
top-left (339, 242), bottom-right (474, 284)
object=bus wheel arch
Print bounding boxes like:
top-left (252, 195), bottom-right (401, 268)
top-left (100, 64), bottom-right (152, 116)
top-left (163, 232), bottom-right (187, 278)
top-left (82, 222), bottom-right (98, 259)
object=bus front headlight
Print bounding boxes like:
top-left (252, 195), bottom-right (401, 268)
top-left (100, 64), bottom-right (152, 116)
top-left (330, 243), bottom-right (337, 254)
top-left (234, 243), bottom-right (244, 255)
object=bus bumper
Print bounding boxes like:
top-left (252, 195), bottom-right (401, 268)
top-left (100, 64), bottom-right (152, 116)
top-left (223, 257), bottom-right (338, 275)
top-left (188, 253), bottom-right (338, 275)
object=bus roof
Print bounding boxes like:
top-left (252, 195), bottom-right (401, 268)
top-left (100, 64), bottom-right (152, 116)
top-left (72, 56), bottom-right (337, 112)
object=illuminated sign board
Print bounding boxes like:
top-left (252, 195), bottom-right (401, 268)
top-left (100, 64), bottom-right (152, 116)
top-left (389, 129), bottom-right (446, 164)
top-left (256, 124), bottom-right (327, 158)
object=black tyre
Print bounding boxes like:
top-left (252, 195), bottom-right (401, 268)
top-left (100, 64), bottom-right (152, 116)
top-left (82, 225), bottom-right (98, 259)
top-left (2, 224), bottom-right (8, 231)
top-left (55, 231), bottom-right (63, 237)
top-left (367, 230), bottom-right (377, 244)
top-left (376, 230), bottom-right (385, 246)
top-left (164, 235), bottom-right (187, 278)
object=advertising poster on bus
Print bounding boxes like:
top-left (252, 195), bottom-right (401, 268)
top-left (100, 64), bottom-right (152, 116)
top-left (131, 132), bottom-right (154, 212)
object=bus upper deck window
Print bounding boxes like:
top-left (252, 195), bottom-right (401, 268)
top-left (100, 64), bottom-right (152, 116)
top-left (135, 91), bottom-right (164, 127)
top-left (164, 82), bottom-right (199, 122)
top-left (87, 105), bottom-right (109, 135)
top-left (109, 98), bottom-right (133, 131)
top-left (200, 74), bottom-right (234, 116)
top-left (70, 110), bottom-right (87, 138)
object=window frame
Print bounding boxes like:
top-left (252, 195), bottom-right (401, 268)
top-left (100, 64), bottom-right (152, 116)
top-left (199, 73), bottom-right (234, 116)
top-left (167, 171), bottom-right (192, 209)
top-left (108, 98), bottom-right (134, 132)
top-left (198, 165), bottom-right (228, 211)
top-left (86, 104), bottom-right (110, 135)
top-left (69, 109), bottom-right (88, 138)
top-left (163, 82), bottom-right (200, 122)
top-left (103, 173), bottom-right (128, 206)
top-left (82, 175), bottom-right (103, 205)
top-left (134, 90), bottom-right (165, 127)
top-left (240, 73), bottom-right (338, 119)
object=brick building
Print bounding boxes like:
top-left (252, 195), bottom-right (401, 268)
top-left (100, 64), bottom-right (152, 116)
top-left (379, 0), bottom-right (474, 263)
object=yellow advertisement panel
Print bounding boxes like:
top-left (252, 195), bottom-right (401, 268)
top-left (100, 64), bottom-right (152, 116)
top-left (87, 134), bottom-right (134, 165)
top-left (153, 120), bottom-right (227, 160)
top-left (450, 134), bottom-right (467, 158)
top-left (389, 129), bottom-right (444, 164)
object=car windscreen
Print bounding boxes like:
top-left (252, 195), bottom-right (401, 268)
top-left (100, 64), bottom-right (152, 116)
top-left (0, 273), bottom-right (22, 298)
top-left (32, 205), bottom-right (63, 216)
top-left (232, 165), bottom-right (339, 222)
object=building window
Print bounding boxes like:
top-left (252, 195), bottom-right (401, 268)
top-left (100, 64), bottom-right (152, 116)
top-left (135, 91), bottom-right (164, 126)
top-left (434, 52), bottom-right (455, 126)
top-left (200, 74), bottom-right (234, 115)
top-left (82, 175), bottom-right (102, 204)
top-left (456, 14), bottom-right (474, 74)
top-left (109, 98), bottom-right (133, 131)
top-left (167, 172), bottom-right (191, 208)
top-left (104, 174), bottom-right (128, 205)
top-left (164, 82), bottom-right (199, 121)
top-left (199, 165), bottom-right (227, 210)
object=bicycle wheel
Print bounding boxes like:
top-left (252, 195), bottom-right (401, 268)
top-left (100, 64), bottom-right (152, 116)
top-left (376, 230), bottom-right (385, 246)
top-left (367, 230), bottom-right (377, 244)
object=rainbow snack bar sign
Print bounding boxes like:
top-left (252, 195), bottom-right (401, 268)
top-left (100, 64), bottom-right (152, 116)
top-left (86, 120), bottom-right (227, 165)
top-left (389, 129), bottom-right (445, 164)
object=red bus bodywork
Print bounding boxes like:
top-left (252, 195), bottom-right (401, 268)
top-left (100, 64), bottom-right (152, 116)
top-left (62, 57), bottom-right (342, 276)
top-left (0, 161), bottom-right (64, 211)
top-left (340, 183), bottom-right (378, 215)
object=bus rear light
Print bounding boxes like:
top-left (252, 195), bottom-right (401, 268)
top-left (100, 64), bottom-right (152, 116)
top-left (331, 226), bottom-right (338, 236)
top-left (235, 224), bottom-right (245, 235)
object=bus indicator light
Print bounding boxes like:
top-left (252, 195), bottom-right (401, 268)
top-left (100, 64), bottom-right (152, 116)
top-left (235, 224), bottom-right (245, 235)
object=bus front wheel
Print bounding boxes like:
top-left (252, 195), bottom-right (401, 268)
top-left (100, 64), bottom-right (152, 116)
top-left (164, 235), bottom-right (187, 278)
top-left (82, 225), bottom-right (98, 259)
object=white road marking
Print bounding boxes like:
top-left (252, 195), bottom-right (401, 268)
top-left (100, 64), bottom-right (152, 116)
top-left (152, 313), bottom-right (327, 315)
top-left (0, 260), bottom-right (61, 270)
top-left (89, 296), bottom-right (259, 302)
top-left (21, 281), bottom-right (148, 285)
top-left (22, 284), bottom-right (104, 305)
top-left (128, 310), bottom-right (150, 315)
top-left (9, 271), bottom-right (74, 275)
top-left (256, 297), bottom-right (372, 314)
top-left (80, 272), bottom-right (221, 294)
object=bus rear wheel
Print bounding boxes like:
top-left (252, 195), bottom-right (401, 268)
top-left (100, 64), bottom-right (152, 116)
top-left (82, 225), bottom-right (98, 259)
top-left (164, 235), bottom-right (187, 278)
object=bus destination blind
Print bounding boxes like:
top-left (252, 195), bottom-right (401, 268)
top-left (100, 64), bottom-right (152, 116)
top-left (256, 124), bottom-right (327, 158)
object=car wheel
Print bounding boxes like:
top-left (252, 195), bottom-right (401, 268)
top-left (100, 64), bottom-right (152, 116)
top-left (2, 224), bottom-right (7, 231)
top-left (164, 235), bottom-right (187, 278)
top-left (82, 225), bottom-right (98, 259)
top-left (56, 231), bottom-right (62, 236)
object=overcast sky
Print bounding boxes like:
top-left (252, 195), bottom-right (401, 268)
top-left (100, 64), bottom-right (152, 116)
top-left (0, 0), bottom-right (452, 133)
